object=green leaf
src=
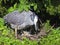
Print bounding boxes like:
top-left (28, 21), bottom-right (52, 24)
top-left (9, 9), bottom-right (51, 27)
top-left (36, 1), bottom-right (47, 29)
top-left (14, 3), bottom-right (17, 9)
top-left (34, 4), bottom-right (37, 10)
top-left (30, 3), bottom-right (34, 6)
top-left (8, 7), bottom-right (14, 13)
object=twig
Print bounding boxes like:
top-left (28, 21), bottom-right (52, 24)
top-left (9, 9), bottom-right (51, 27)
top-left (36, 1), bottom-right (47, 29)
top-left (39, 19), bottom-right (43, 25)
top-left (47, 24), bottom-right (55, 34)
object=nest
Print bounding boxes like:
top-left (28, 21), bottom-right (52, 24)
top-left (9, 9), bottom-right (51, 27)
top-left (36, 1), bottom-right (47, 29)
top-left (17, 29), bottom-right (47, 40)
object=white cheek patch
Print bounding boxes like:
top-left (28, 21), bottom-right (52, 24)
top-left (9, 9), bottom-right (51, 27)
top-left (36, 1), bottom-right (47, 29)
top-left (34, 16), bottom-right (38, 30)
top-left (34, 16), bottom-right (38, 25)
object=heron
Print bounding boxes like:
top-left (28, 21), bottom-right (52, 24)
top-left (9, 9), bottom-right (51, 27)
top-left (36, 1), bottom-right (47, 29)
top-left (3, 10), bottom-right (40, 38)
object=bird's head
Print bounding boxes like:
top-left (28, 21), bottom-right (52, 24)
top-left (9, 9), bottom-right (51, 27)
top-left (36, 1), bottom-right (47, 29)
top-left (33, 15), bottom-right (39, 31)
top-left (30, 13), bottom-right (40, 31)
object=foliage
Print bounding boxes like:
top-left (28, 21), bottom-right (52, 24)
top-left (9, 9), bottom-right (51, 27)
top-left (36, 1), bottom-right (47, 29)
top-left (0, 37), bottom-right (38, 45)
top-left (8, 0), bottom-right (37, 12)
top-left (0, 18), bottom-right (14, 37)
top-left (1, 18), bottom-right (60, 45)
top-left (41, 20), bottom-right (51, 32)
top-left (0, 18), bottom-right (39, 45)
top-left (0, 0), bottom-right (60, 16)
top-left (0, 5), bottom-right (7, 17)
top-left (43, 0), bottom-right (60, 15)
top-left (39, 28), bottom-right (60, 45)
top-left (0, 0), bottom-right (7, 17)
top-left (0, 0), bottom-right (60, 45)
top-left (7, 0), bottom-right (60, 15)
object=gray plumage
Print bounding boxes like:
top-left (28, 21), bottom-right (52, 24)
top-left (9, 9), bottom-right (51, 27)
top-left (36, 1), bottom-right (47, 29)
top-left (3, 10), bottom-right (39, 38)
top-left (4, 10), bottom-right (38, 30)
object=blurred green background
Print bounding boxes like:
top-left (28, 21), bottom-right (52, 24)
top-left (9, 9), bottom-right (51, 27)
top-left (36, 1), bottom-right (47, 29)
top-left (0, 0), bottom-right (60, 45)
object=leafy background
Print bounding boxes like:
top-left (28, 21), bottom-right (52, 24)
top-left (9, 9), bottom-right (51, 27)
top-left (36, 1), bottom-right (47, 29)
top-left (0, 0), bottom-right (60, 45)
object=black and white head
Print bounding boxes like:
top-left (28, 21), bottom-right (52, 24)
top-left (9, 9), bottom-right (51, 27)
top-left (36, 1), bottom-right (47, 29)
top-left (29, 11), bottom-right (40, 31)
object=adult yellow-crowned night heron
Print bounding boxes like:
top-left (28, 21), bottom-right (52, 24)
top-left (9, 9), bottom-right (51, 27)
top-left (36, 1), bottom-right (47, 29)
top-left (3, 10), bottom-right (39, 38)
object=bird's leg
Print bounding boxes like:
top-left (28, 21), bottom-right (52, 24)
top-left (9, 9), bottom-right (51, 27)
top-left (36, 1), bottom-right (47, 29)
top-left (15, 25), bottom-right (18, 39)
